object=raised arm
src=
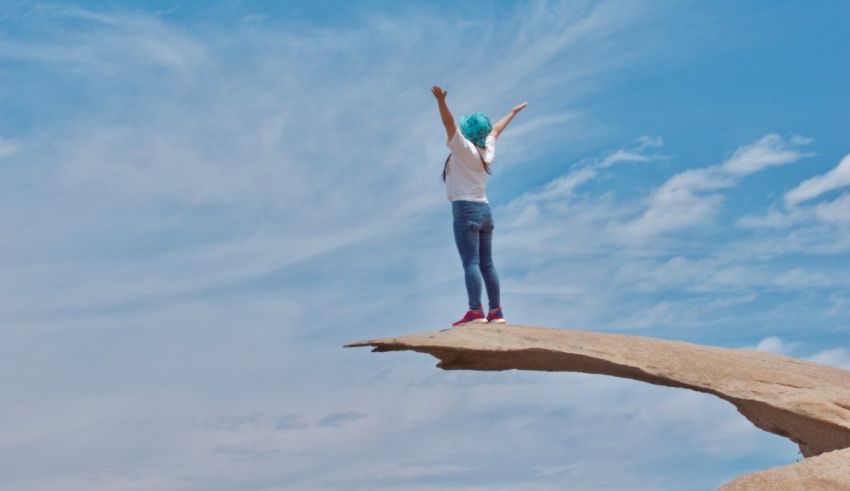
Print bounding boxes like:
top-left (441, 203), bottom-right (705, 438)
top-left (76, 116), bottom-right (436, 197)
top-left (431, 85), bottom-right (457, 142)
top-left (490, 102), bottom-right (528, 140)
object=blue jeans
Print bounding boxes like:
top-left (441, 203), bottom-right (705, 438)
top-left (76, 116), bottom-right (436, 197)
top-left (452, 200), bottom-right (501, 311)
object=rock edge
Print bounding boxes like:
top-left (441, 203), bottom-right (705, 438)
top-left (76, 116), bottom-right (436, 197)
top-left (347, 324), bottom-right (850, 489)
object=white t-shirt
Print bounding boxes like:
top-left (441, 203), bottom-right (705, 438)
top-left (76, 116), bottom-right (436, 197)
top-left (444, 129), bottom-right (496, 202)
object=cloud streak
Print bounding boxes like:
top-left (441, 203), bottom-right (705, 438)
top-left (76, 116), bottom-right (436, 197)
top-left (621, 134), bottom-right (812, 240)
top-left (785, 154), bottom-right (850, 206)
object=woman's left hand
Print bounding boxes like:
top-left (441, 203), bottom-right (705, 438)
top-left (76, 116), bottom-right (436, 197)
top-left (431, 85), bottom-right (448, 100)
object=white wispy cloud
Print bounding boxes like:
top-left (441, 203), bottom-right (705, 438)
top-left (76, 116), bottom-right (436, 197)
top-left (751, 336), bottom-right (798, 355)
top-left (621, 134), bottom-right (812, 240)
top-left (506, 135), bottom-right (664, 213)
top-left (32, 3), bottom-right (119, 25)
top-left (0, 5), bottom-right (205, 74)
top-left (809, 348), bottom-right (850, 371)
top-left (739, 153), bottom-right (850, 233)
top-left (812, 192), bottom-right (850, 224)
top-left (736, 205), bottom-right (808, 229)
top-left (504, 111), bottom-right (580, 138)
top-left (719, 134), bottom-right (814, 176)
top-left (619, 167), bottom-right (731, 239)
top-left (785, 154), bottom-right (850, 206)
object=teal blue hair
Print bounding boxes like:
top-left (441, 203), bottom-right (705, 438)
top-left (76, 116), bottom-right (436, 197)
top-left (459, 112), bottom-right (492, 148)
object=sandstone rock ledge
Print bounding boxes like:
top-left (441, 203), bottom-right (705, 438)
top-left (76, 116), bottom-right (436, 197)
top-left (346, 324), bottom-right (850, 489)
top-left (720, 447), bottom-right (850, 490)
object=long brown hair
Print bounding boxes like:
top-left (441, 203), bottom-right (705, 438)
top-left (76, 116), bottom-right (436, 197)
top-left (441, 152), bottom-right (492, 182)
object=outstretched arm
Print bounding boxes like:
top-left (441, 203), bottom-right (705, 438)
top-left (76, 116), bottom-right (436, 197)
top-left (431, 85), bottom-right (457, 142)
top-left (490, 102), bottom-right (528, 140)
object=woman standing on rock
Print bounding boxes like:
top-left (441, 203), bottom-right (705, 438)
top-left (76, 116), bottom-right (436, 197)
top-left (431, 85), bottom-right (527, 326)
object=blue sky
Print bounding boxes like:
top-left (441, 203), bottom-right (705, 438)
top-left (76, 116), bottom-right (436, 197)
top-left (1, 1), bottom-right (849, 489)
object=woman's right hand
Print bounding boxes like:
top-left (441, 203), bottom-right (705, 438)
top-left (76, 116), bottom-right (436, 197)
top-left (512, 102), bottom-right (528, 113)
top-left (431, 85), bottom-right (448, 100)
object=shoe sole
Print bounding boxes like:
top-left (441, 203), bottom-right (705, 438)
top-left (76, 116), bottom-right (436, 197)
top-left (487, 319), bottom-right (507, 323)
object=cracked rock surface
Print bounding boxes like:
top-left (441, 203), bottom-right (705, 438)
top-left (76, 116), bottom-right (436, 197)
top-left (347, 324), bottom-right (850, 489)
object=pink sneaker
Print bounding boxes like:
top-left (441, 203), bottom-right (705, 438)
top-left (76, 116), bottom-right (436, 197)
top-left (487, 307), bottom-right (506, 323)
top-left (452, 309), bottom-right (486, 327)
